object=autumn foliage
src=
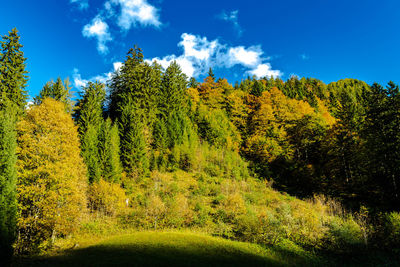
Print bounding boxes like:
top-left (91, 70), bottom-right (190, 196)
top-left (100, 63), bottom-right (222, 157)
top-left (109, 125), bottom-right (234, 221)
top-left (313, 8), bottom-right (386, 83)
top-left (16, 98), bottom-right (87, 253)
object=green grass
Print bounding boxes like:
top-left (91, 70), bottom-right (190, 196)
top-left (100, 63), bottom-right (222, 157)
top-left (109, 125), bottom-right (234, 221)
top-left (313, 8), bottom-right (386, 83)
top-left (12, 231), bottom-right (400, 266)
top-left (12, 231), bottom-right (324, 267)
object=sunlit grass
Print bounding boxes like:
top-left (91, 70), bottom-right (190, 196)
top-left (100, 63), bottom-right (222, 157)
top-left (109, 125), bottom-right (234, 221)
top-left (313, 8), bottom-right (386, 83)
top-left (13, 231), bottom-right (322, 266)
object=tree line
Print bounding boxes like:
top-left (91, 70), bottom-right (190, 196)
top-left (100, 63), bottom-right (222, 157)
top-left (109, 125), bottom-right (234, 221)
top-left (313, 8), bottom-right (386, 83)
top-left (1, 28), bottom-right (400, 258)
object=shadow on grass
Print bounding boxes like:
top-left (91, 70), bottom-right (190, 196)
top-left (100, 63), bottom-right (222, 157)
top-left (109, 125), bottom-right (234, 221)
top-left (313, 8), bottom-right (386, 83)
top-left (13, 243), bottom-right (285, 267)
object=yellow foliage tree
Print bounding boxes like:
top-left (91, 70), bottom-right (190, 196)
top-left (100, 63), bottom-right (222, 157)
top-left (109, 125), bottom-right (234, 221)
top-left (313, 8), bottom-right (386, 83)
top-left (16, 98), bottom-right (87, 253)
top-left (88, 179), bottom-right (127, 216)
top-left (246, 87), bottom-right (332, 163)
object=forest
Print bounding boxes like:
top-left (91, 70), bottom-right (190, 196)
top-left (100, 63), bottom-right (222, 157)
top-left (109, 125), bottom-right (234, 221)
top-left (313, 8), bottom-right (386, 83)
top-left (1, 28), bottom-right (400, 266)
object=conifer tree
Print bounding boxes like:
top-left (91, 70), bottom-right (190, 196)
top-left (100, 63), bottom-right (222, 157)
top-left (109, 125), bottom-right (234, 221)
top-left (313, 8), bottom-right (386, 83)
top-left (0, 28), bottom-right (28, 259)
top-left (0, 102), bottom-right (17, 259)
top-left (34, 77), bottom-right (73, 112)
top-left (208, 67), bottom-right (215, 80)
top-left (160, 61), bottom-right (188, 115)
top-left (189, 77), bottom-right (199, 89)
top-left (109, 46), bottom-right (161, 124)
top-left (0, 28), bottom-right (28, 112)
top-left (109, 46), bottom-right (162, 176)
top-left (99, 118), bottom-right (122, 183)
top-left (75, 81), bottom-right (106, 183)
top-left (119, 101), bottom-right (148, 175)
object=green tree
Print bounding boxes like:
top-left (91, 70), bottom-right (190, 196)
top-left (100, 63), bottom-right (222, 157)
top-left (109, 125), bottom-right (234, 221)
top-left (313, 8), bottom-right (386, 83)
top-left (0, 28), bottom-right (28, 260)
top-left (99, 118), bottom-right (122, 183)
top-left (109, 46), bottom-right (163, 176)
top-left (0, 102), bottom-right (17, 260)
top-left (189, 77), bottom-right (199, 88)
top-left (109, 46), bottom-right (161, 125)
top-left (363, 82), bottom-right (400, 207)
top-left (119, 100), bottom-right (149, 176)
top-left (34, 77), bottom-right (73, 112)
top-left (75, 81), bottom-right (106, 183)
top-left (160, 61), bottom-right (188, 116)
top-left (208, 67), bottom-right (215, 80)
top-left (0, 28), bottom-right (28, 113)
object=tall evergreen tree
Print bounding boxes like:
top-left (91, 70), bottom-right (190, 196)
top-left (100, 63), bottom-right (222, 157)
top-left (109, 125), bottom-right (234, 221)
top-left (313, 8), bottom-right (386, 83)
top-left (189, 77), bottom-right (199, 89)
top-left (160, 61), bottom-right (188, 115)
top-left (109, 46), bottom-right (162, 176)
top-left (109, 46), bottom-right (161, 124)
top-left (99, 118), bottom-right (122, 183)
top-left (0, 28), bottom-right (28, 113)
top-left (75, 81), bottom-right (106, 183)
top-left (0, 28), bottom-right (28, 260)
top-left (118, 100), bottom-right (149, 176)
top-left (208, 67), bottom-right (215, 80)
top-left (363, 82), bottom-right (400, 207)
top-left (0, 102), bottom-right (17, 260)
top-left (34, 77), bottom-right (73, 112)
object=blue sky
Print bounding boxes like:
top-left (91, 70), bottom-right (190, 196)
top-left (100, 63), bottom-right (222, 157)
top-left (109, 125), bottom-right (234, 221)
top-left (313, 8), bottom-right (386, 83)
top-left (1, 0), bottom-right (400, 98)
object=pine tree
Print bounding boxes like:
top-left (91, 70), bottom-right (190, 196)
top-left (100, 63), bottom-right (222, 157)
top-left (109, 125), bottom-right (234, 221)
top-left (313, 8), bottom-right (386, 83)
top-left (363, 82), bottom-right (400, 207)
top-left (75, 81), bottom-right (106, 183)
top-left (109, 46), bottom-right (162, 176)
top-left (109, 46), bottom-right (160, 124)
top-left (189, 77), bottom-right (199, 89)
top-left (160, 61), bottom-right (188, 115)
top-left (208, 67), bottom-right (215, 80)
top-left (0, 28), bottom-right (28, 113)
top-left (119, 100), bottom-right (149, 176)
top-left (0, 28), bottom-right (28, 260)
top-left (99, 118), bottom-right (122, 183)
top-left (34, 77), bottom-right (73, 112)
top-left (0, 102), bottom-right (17, 260)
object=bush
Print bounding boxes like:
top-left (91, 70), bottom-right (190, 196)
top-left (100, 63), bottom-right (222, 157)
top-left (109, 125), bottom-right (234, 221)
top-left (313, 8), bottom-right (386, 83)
top-left (385, 212), bottom-right (400, 250)
top-left (88, 180), bottom-right (127, 216)
top-left (325, 216), bottom-right (364, 252)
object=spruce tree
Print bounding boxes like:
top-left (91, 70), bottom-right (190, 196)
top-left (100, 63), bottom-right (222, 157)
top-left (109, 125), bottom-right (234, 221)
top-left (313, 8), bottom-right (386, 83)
top-left (0, 102), bottom-right (17, 260)
top-left (189, 77), bottom-right (199, 89)
top-left (0, 28), bottom-right (28, 113)
top-left (208, 67), bottom-right (215, 80)
top-left (160, 61), bottom-right (188, 115)
top-left (109, 46), bottom-right (162, 176)
top-left (34, 77), bottom-right (73, 112)
top-left (75, 81), bottom-right (106, 183)
top-left (99, 118), bottom-right (122, 183)
top-left (0, 28), bottom-right (28, 259)
top-left (119, 101), bottom-right (148, 175)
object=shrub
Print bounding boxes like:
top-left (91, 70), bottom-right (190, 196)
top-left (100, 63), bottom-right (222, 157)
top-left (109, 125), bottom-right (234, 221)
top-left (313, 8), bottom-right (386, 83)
top-left (146, 194), bottom-right (166, 229)
top-left (88, 180), bottom-right (127, 216)
top-left (325, 216), bottom-right (364, 252)
top-left (385, 212), bottom-right (400, 250)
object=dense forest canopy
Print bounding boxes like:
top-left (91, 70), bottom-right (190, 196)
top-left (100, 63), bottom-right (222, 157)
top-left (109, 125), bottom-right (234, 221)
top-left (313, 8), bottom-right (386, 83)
top-left (1, 28), bottom-right (400, 265)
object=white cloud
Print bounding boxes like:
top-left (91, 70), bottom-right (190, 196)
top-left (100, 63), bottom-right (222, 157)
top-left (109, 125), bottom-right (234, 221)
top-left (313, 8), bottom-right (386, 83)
top-left (179, 33), bottom-right (218, 61)
top-left (247, 63), bottom-right (282, 78)
top-left (218, 10), bottom-right (243, 37)
top-left (82, 16), bottom-right (112, 54)
top-left (70, 0), bottom-right (89, 10)
top-left (73, 68), bottom-right (88, 88)
top-left (227, 46), bottom-right (261, 67)
top-left (113, 62), bottom-right (123, 71)
top-left (107, 0), bottom-right (161, 30)
top-left (147, 33), bottom-right (281, 79)
top-left (81, 0), bottom-right (162, 55)
top-left (73, 65), bottom-right (118, 89)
